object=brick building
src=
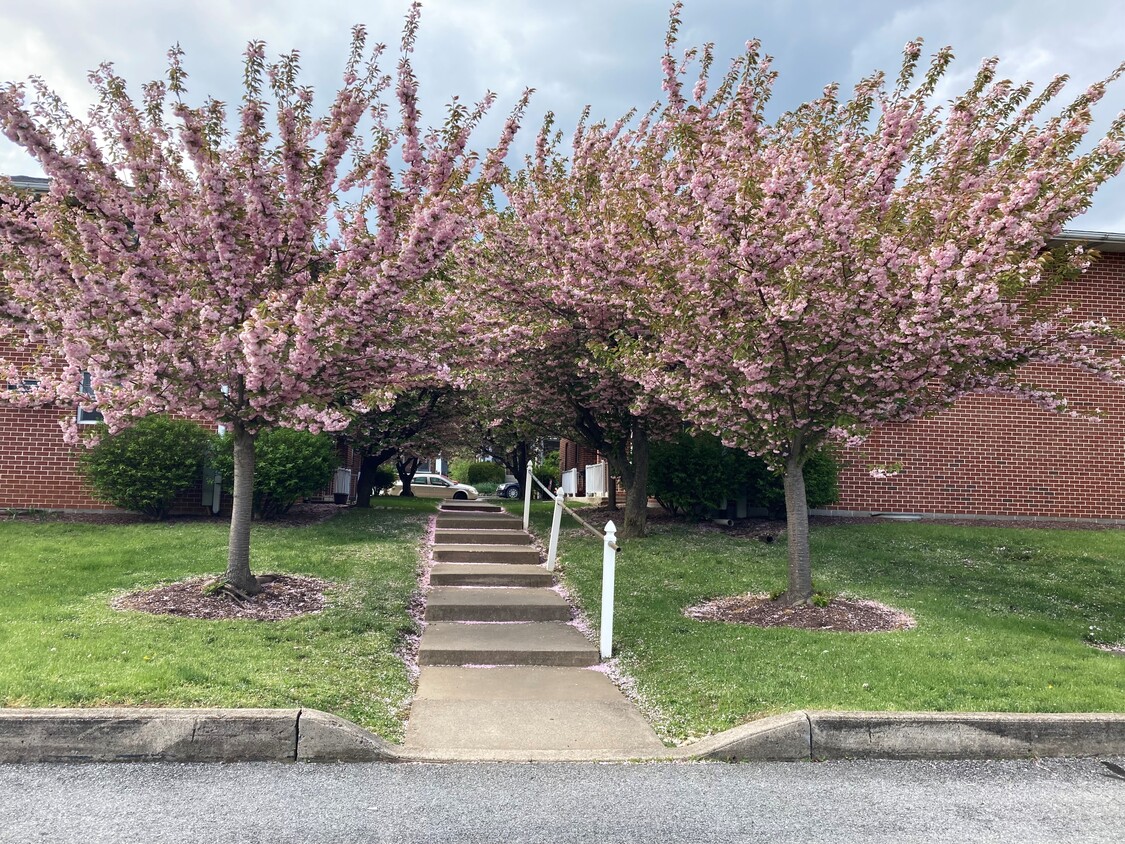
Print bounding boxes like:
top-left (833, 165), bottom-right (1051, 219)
top-left (0, 176), bottom-right (361, 512)
top-left (825, 231), bottom-right (1125, 523)
top-left (0, 176), bottom-right (114, 510)
top-left (4, 207), bottom-right (1124, 516)
top-left (0, 335), bottom-right (223, 512)
top-left (560, 231), bottom-right (1125, 524)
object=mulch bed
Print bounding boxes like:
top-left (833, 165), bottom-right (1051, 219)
top-left (685, 593), bottom-right (916, 633)
top-left (113, 574), bottom-right (333, 621)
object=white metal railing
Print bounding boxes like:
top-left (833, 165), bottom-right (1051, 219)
top-left (524, 463), bottom-right (619, 659)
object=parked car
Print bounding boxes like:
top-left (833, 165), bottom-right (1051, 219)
top-left (496, 481), bottom-right (522, 499)
top-left (393, 473), bottom-right (479, 500)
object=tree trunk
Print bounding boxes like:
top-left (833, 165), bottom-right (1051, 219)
top-left (500, 441), bottom-right (532, 496)
top-left (225, 422), bottom-right (262, 595)
top-left (356, 455), bottom-right (376, 508)
top-left (603, 424), bottom-right (649, 539)
top-left (607, 475), bottom-right (618, 511)
top-left (396, 456), bottom-right (420, 497)
top-left (622, 426), bottom-right (649, 539)
top-left (355, 447), bottom-right (396, 507)
top-left (782, 454), bottom-right (812, 605)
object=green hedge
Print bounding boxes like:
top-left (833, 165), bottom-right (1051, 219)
top-left (648, 431), bottom-right (838, 519)
top-left (534, 450), bottom-right (560, 486)
top-left (213, 428), bottom-right (337, 519)
top-left (371, 467), bottom-right (396, 495)
top-left (449, 459), bottom-right (506, 486)
top-left (78, 415), bottom-right (212, 519)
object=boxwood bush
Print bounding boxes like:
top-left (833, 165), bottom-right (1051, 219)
top-left (78, 415), bottom-right (212, 519)
top-left (449, 459), bottom-right (506, 486)
top-left (371, 466), bottom-right (397, 496)
top-left (213, 428), bottom-right (337, 519)
top-left (649, 431), bottom-right (838, 519)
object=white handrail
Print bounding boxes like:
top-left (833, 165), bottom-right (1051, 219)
top-left (600, 520), bottom-right (617, 659)
top-left (521, 466), bottom-right (620, 658)
top-left (523, 463), bottom-right (534, 530)
top-left (546, 488), bottom-right (563, 572)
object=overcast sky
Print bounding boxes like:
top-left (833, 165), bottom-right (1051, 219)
top-left (4, 0), bottom-right (1125, 230)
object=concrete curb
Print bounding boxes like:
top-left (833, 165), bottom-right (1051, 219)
top-left (668, 712), bottom-right (812, 761)
top-left (0, 708), bottom-right (400, 763)
top-left (805, 711), bottom-right (1125, 761)
top-left (2, 708), bottom-right (1123, 763)
top-left (671, 711), bottom-right (1125, 762)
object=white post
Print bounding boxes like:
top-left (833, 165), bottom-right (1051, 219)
top-left (523, 462), bottom-right (534, 531)
top-left (600, 520), bottom-right (617, 660)
top-left (545, 488), bottom-right (564, 572)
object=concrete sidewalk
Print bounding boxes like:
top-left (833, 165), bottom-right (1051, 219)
top-left (405, 500), bottom-right (665, 761)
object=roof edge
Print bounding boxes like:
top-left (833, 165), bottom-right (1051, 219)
top-left (1052, 229), bottom-right (1125, 253)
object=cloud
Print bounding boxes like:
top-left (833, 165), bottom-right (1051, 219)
top-left (3, 0), bottom-right (1124, 228)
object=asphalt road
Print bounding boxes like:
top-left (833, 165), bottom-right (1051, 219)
top-left (2, 758), bottom-right (1123, 843)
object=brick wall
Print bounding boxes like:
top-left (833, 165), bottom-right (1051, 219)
top-left (0, 402), bottom-right (230, 514)
top-left (828, 251), bottom-right (1125, 521)
top-left (0, 337), bottom-right (224, 512)
top-left (0, 404), bottom-right (115, 510)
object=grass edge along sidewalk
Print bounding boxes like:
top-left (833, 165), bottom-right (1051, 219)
top-left (0, 499), bottom-right (435, 742)
top-left (511, 502), bottom-right (1125, 745)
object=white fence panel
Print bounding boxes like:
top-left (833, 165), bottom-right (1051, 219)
top-left (584, 462), bottom-right (607, 495)
top-left (561, 467), bottom-right (579, 495)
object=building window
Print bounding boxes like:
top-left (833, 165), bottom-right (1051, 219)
top-left (77, 372), bottom-right (103, 425)
top-left (5, 379), bottom-right (38, 393)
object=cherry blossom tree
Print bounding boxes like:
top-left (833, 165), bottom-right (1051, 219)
top-left (463, 110), bottom-right (682, 538)
top-left (348, 383), bottom-right (480, 505)
top-left (618, 9), bottom-right (1125, 602)
top-left (0, 8), bottom-right (525, 594)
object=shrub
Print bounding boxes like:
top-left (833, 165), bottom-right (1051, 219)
top-left (648, 431), bottom-right (839, 519)
top-left (534, 450), bottom-right (560, 486)
top-left (449, 460), bottom-right (505, 486)
top-left (78, 415), bottom-right (211, 519)
top-left (371, 467), bottom-right (396, 496)
top-left (475, 482), bottom-right (499, 495)
top-left (213, 428), bottom-right (337, 519)
top-left (747, 448), bottom-right (839, 516)
top-left (649, 432), bottom-right (744, 518)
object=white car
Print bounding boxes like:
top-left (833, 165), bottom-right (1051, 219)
top-left (393, 473), bottom-right (479, 500)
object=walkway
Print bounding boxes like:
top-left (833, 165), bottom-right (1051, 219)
top-left (404, 499), bottom-right (665, 761)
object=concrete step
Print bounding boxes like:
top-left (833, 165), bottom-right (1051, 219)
top-left (430, 564), bottom-right (553, 588)
top-left (418, 622), bottom-right (599, 667)
top-left (439, 501), bottom-right (504, 513)
top-left (433, 544), bottom-right (540, 565)
top-left (436, 515), bottom-right (523, 531)
top-left (434, 529), bottom-right (532, 546)
top-left (426, 587), bottom-right (571, 622)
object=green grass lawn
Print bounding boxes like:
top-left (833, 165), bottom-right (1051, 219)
top-left (0, 498), bottom-right (435, 741)
top-left (516, 503), bottom-right (1125, 743)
